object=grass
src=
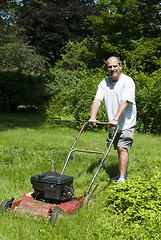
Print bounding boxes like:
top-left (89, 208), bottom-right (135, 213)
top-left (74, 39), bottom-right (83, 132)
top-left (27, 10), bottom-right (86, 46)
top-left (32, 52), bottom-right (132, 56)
top-left (0, 114), bottom-right (161, 239)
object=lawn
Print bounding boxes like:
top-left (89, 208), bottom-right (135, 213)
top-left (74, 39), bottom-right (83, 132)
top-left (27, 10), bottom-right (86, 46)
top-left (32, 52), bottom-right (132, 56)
top-left (0, 114), bottom-right (161, 239)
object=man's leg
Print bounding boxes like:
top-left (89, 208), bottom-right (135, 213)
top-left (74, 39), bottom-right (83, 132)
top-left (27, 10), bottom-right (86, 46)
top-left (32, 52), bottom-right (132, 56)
top-left (117, 146), bottom-right (129, 179)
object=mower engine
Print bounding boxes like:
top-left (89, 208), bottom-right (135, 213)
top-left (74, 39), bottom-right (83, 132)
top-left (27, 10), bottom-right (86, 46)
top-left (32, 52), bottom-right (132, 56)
top-left (31, 171), bottom-right (74, 202)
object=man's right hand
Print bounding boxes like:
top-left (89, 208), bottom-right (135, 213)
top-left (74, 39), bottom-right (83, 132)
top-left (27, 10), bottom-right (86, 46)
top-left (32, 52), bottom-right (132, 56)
top-left (88, 118), bottom-right (98, 126)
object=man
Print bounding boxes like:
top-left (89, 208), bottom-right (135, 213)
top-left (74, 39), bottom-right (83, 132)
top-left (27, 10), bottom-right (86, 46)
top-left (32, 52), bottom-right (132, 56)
top-left (89, 56), bottom-right (136, 183)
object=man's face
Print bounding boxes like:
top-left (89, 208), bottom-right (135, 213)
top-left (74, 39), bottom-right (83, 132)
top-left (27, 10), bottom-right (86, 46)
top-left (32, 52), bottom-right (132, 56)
top-left (107, 57), bottom-right (122, 82)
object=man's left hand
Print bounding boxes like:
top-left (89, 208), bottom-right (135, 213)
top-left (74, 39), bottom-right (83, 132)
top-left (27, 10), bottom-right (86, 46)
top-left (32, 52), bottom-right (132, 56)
top-left (108, 119), bottom-right (118, 128)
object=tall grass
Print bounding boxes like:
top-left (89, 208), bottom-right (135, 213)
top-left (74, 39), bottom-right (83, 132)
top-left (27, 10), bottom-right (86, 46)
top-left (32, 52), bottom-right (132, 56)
top-left (0, 115), bottom-right (160, 239)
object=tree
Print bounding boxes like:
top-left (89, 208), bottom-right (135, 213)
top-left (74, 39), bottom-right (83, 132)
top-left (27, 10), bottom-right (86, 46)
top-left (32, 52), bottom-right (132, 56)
top-left (124, 37), bottom-right (161, 73)
top-left (88, 0), bottom-right (161, 39)
top-left (0, 28), bottom-right (49, 113)
top-left (0, 0), bottom-right (21, 28)
top-left (86, 0), bottom-right (161, 71)
top-left (0, 28), bottom-right (48, 73)
top-left (0, 0), bottom-right (20, 41)
top-left (0, 70), bottom-right (48, 113)
top-left (0, 0), bottom-right (50, 113)
top-left (16, 0), bottom-right (98, 64)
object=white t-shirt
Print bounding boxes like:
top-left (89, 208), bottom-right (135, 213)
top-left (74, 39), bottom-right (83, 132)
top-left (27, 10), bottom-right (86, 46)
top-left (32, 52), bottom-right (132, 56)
top-left (95, 73), bottom-right (137, 131)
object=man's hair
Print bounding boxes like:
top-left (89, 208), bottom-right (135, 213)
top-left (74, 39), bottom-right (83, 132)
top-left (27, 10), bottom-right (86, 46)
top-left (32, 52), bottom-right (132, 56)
top-left (107, 56), bottom-right (121, 65)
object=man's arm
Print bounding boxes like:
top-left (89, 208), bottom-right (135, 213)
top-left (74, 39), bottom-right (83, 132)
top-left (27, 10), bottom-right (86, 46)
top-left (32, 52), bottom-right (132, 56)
top-left (108, 100), bottom-right (128, 127)
top-left (89, 98), bottom-right (102, 125)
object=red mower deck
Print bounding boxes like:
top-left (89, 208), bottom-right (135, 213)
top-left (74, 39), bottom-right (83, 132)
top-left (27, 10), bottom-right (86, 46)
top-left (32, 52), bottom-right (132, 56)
top-left (11, 190), bottom-right (85, 220)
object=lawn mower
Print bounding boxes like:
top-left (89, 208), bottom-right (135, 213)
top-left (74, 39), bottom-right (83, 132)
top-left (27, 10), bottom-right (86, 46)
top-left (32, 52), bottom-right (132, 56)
top-left (0, 121), bottom-right (119, 224)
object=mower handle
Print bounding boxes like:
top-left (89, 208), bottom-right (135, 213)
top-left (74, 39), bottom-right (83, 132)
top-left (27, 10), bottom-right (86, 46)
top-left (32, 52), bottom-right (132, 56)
top-left (87, 123), bottom-right (119, 194)
top-left (61, 121), bottom-right (119, 175)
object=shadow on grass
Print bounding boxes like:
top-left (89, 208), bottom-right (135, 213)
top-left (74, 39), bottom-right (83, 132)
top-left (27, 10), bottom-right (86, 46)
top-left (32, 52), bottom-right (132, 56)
top-left (86, 159), bottom-right (119, 178)
top-left (0, 114), bottom-right (47, 130)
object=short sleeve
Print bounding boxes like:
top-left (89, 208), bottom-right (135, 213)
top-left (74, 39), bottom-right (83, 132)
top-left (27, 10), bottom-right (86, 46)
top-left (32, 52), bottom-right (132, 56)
top-left (121, 78), bottom-right (135, 103)
top-left (95, 80), bottom-right (105, 101)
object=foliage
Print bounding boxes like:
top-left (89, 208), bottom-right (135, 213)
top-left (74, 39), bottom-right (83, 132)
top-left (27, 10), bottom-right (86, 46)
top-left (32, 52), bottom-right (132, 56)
top-left (46, 39), bottom-right (95, 97)
top-left (0, 0), bottom-right (20, 27)
top-left (86, 0), bottom-right (161, 72)
top-left (93, 173), bottom-right (161, 239)
top-left (0, 70), bottom-right (49, 113)
top-left (47, 68), bottom-right (107, 127)
top-left (0, 26), bottom-right (50, 113)
top-left (134, 69), bottom-right (161, 134)
top-left (46, 38), bottom-right (104, 97)
top-left (124, 37), bottom-right (161, 73)
top-left (0, 28), bottom-right (48, 73)
top-left (104, 173), bottom-right (161, 222)
top-left (0, 0), bottom-right (19, 9)
top-left (46, 39), bottom-right (107, 126)
top-left (16, 0), bottom-right (98, 63)
top-left (55, 38), bottom-right (101, 70)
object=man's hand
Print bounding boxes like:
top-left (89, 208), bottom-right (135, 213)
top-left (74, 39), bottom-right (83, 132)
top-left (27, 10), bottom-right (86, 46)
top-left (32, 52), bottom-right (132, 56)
top-left (89, 99), bottom-right (101, 126)
top-left (108, 119), bottom-right (118, 128)
top-left (88, 118), bottom-right (98, 126)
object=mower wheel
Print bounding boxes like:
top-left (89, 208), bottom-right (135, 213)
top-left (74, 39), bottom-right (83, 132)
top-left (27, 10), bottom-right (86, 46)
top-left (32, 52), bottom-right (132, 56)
top-left (0, 198), bottom-right (14, 214)
top-left (50, 208), bottom-right (64, 225)
top-left (83, 194), bottom-right (95, 207)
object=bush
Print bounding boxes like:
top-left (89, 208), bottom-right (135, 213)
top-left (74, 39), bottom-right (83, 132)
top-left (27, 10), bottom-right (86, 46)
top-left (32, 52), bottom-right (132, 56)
top-left (0, 70), bottom-right (49, 113)
top-left (47, 68), bottom-right (107, 127)
top-left (105, 174), bottom-right (161, 222)
top-left (93, 172), bottom-right (161, 239)
top-left (134, 69), bottom-right (161, 133)
top-left (120, 64), bottom-right (161, 134)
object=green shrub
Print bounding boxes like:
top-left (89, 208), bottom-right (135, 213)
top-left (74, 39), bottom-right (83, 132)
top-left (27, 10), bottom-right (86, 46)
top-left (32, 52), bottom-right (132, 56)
top-left (0, 70), bottom-right (49, 113)
top-left (105, 174), bottom-right (161, 222)
top-left (47, 68), bottom-right (107, 127)
top-left (92, 172), bottom-right (161, 239)
top-left (134, 69), bottom-right (161, 133)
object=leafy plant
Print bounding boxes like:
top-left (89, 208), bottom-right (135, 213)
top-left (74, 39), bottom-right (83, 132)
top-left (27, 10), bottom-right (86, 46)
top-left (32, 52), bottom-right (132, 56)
top-left (93, 172), bottom-right (161, 239)
top-left (134, 69), bottom-right (161, 133)
top-left (47, 68), bottom-right (107, 127)
top-left (104, 173), bottom-right (161, 223)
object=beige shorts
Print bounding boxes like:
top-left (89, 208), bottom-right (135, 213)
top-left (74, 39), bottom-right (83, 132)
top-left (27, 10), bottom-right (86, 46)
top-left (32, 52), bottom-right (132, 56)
top-left (111, 127), bottom-right (135, 150)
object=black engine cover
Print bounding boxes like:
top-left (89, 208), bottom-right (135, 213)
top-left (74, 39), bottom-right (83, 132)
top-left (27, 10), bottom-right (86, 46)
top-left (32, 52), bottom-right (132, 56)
top-left (31, 171), bottom-right (74, 201)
